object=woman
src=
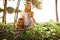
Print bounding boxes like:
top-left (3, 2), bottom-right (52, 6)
top-left (21, 1), bottom-right (35, 28)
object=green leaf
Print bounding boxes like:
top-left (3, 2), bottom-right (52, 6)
top-left (48, 20), bottom-right (60, 36)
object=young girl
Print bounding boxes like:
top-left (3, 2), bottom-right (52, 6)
top-left (27, 11), bottom-right (36, 28)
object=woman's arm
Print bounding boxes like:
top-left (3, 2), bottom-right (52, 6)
top-left (30, 17), bottom-right (36, 27)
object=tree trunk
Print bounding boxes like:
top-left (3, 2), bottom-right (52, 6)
top-left (14, 0), bottom-right (20, 25)
top-left (2, 0), bottom-right (7, 24)
top-left (55, 0), bottom-right (59, 22)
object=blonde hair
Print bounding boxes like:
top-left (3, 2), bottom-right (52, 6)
top-left (25, 2), bottom-right (31, 12)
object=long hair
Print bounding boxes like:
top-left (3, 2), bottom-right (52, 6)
top-left (25, 2), bottom-right (31, 12)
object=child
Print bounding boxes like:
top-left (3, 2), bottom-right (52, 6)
top-left (14, 18), bottom-right (24, 40)
top-left (27, 11), bottom-right (36, 28)
top-left (28, 11), bottom-right (33, 17)
top-left (15, 18), bottom-right (24, 31)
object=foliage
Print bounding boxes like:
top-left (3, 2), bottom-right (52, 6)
top-left (0, 7), bottom-right (22, 13)
top-left (0, 22), bottom-right (15, 40)
top-left (0, 8), bottom-right (3, 12)
top-left (13, 20), bottom-right (60, 40)
top-left (0, 22), bottom-right (15, 33)
top-left (48, 20), bottom-right (60, 37)
top-left (7, 7), bottom-right (15, 13)
top-left (0, 22), bottom-right (5, 27)
top-left (0, 20), bottom-right (60, 40)
top-left (7, 7), bottom-right (22, 13)
top-left (24, 23), bottom-right (57, 40)
top-left (26, 0), bottom-right (41, 9)
top-left (4, 23), bottom-right (15, 33)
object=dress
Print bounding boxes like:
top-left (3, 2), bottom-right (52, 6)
top-left (21, 11), bottom-right (31, 27)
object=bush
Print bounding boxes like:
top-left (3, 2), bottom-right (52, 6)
top-left (0, 20), bottom-right (60, 40)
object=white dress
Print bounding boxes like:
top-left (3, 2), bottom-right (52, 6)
top-left (21, 11), bottom-right (31, 27)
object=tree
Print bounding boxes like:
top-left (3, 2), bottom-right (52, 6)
top-left (2, 0), bottom-right (7, 24)
top-left (55, 0), bottom-right (59, 22)
top-left (0, 0), bottom-right (21, 24)
top-left (14, 0), bottom-right (20, 25)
